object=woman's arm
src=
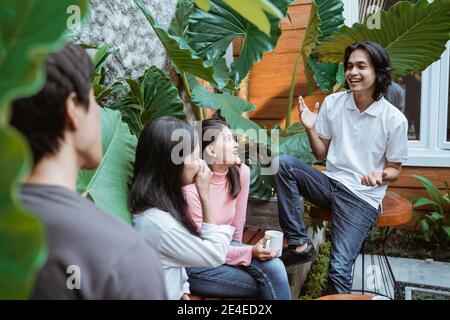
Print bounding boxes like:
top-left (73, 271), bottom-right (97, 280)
top-left (159, 223), bottom-right (234, 268)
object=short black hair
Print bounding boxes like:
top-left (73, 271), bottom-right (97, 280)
top-left (343, 40), bottom-right (392, 101)
top-left (10, 42), bottom-right (94, 164)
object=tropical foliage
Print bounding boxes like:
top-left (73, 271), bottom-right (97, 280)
top-left (77, 108), bottom-right (138, 225)
top-left (412, 175), bottom-right (450, 245)
top-left (0, 0), bottom-right (89, 299)
top-left (131, 0), bottom-right (321, 200)
top-left (285, 0), bottom-right (450, 127)
top-left (193, 0), bottom-right (285, 36)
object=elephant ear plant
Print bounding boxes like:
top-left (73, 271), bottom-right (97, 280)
top-left (258, 0), bottom-right (450, 199)
top-left (193, 0), bottom-right (286, 36)
top-left (286, 0), bottom-right (450, 130)
top-left (132, 0), bottom-right (321, 200)
top-left (0, 0), bottom-right (89, 298)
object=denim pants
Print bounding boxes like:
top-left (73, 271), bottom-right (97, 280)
top-left (273, 155), bottom-right (381, 294)
top-left (186, 241), bottom-right (291, 300)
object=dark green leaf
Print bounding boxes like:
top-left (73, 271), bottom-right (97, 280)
top-left (134, 0), bottom-right (219, 86)
top-left (0, 0), bottom-right (89, 299)
top-left (191, 84), bottom-right (262, 133)
top-left (187, 0), bottom-right (294, 86)
top-left (313, 0), bottom-right (450, 79)
top-left (140, 66), bottom-right (185, 124)
top-left (77, 108), bottom-right (137, 224)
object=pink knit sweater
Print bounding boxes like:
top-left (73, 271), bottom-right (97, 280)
top-left (182, 164), bottom-right (253, 266)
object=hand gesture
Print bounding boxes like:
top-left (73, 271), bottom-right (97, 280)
top-left (361, 171), bottom-right (384, 186)
top-left (297, 96), bottom-right (320, 130)
top-left (195, 160), bottom-right (213, 199)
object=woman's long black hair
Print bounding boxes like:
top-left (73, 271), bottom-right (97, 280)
top-left (129, 116), bottom-right (200, 236)
top-left (198, 116), bottom-right (241, 199)
top-left (343, 40), bottom-right (392, 101)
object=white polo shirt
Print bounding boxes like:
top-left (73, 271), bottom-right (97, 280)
top-left (315, 91), bottom-right (408, 209)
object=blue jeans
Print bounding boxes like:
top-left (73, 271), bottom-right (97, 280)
top-left (186, 242), bottom-right (291, 300)
top-left (273, 156), bottom-right (381, 294)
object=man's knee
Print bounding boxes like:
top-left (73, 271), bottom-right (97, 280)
top-left (274, 155), bottom-right (307, 176)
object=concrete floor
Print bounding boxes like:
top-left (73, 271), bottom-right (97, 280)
top-left (351, 254), bottom-right (450, 299)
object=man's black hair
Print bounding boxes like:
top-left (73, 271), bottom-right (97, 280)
top-left (10, 42), bottom-right (94, 164)
top-left (344, 40), bottom-right (392, 101)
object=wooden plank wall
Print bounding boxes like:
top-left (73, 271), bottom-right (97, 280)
top-left (237, 0), bottom-right (450, 229)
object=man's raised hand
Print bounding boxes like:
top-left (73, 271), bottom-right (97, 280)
top-left (297, 96), bottom-right (320, 130)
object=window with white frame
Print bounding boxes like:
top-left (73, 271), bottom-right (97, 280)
top-left (343, 0), bottom-right (450, 167)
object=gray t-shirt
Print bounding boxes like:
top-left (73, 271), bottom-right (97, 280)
top-left (385, 81), bottom-right (405, 112)
top-left (21, 184), bottom-right (167, 300)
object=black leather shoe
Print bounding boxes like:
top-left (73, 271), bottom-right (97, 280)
top-left (280, 239), bottom-right (317, 267)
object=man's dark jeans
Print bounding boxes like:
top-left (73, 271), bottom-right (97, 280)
top-left (273, 155), bottom-right (381, 294)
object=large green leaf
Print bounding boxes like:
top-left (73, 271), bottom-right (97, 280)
top-left (414, 197), bottom-right (438, 208)
top-left (169, 0), bottom-right (194, 38)
top-left (248, 123), bottom-right (317, 200)
top-left (0, 127), bottom-right (47, 299)
top-left (187, 0), bottom-right (294, 86)
top-left (0, 0), bottom-right (89, 299)
top-left (249, 163), bottom-right (275, 200)
top-left (286, 0), bottom-right (344, 127)
top-left (140, 66), bottom-right (186, 124)
top-left (313, 0), bottom-right (450, 79)
top-left (0, 0), bottom-right (88, 112)
top-left (308, 58), bottom-right (340, 94)
top-left (301, 0), bottom-right (344, 94)
top-left (77, 108), bottom-right (137, 225)
top-left (194, 0), bottom-right (284, 36)
top-left (412, 175), bottom-right (447, 214)
top-left (87, 44), bottom-right (118, 102)
top-left (191, 84), bottom-right (262, 134)
top-left (134, 0), bottom-right (229, 88)
top-left (278, 126), bottom-right (317, 166)
top-left (168, 0), bottom-right (233, 90)
top-left (108, 66), bottom-right (186, 136)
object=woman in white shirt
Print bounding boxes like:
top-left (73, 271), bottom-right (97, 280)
top-left (129, 116), bottom-right (234, 300)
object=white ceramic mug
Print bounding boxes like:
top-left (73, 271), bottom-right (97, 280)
top-left (264, 230), bottom-right (284, 257)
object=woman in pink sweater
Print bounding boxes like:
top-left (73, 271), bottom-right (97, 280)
top-left (184, 117), bottom-right (291, 300)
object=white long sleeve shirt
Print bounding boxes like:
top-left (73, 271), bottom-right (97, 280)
top-left (133, 207), bottom-right (234, 300)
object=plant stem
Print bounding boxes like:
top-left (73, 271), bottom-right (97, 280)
top-left (181, 72), bottom-right (204, 121)
top-left (286, 52), bottom-right (303, 129)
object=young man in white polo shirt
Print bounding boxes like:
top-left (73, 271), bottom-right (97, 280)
top-left (274, 41), bottom-right (408, 295)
